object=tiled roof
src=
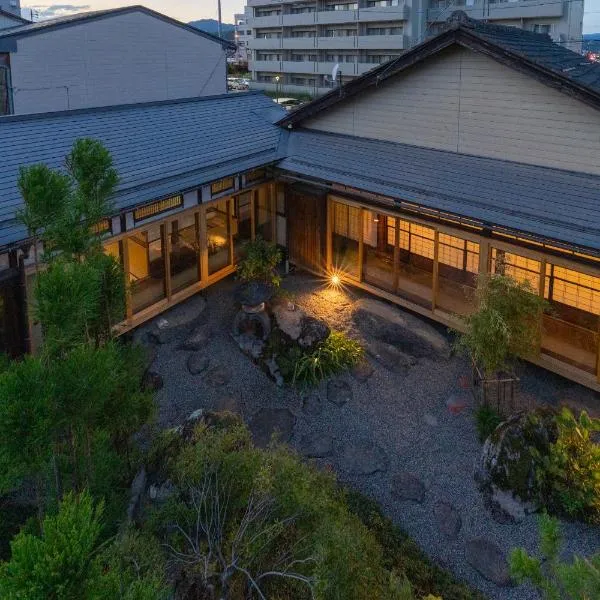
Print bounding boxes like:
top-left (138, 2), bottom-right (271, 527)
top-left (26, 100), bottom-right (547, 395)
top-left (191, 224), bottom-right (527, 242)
top-left (0, 5), bottom-right (235, 49)
top-left (279, 129), bottom-right (600, 254)
top-left (0, 93), bottom-right (285, 247)
top-left (279, 11), bottom-right (600, 127)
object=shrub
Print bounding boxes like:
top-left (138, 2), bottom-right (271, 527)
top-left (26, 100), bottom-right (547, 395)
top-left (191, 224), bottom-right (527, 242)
top-left (475, 404), bottom-right (503, 442)
top-left (292, 331), bottom-right (364, 387)
top-left (237, 236), bottom-right (283, 287)
top-left (455, 273), bottom-right (547, 376)
top-left (536, 408), bottom-right (600, 524)
top-left (510, 513), bottom-right (600, 599)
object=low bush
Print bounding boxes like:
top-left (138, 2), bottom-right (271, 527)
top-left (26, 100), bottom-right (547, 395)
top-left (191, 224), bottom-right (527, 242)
top-left (510, 512), bottom-right (600, 599)
top-left (237, 236), bottom-right (283, 287)
top-left (475, 404), bottom-right (504, 442)
top-left (292, 331), bottom-right (364, 386)
top-left (536, 408), bottom-right (600, 524)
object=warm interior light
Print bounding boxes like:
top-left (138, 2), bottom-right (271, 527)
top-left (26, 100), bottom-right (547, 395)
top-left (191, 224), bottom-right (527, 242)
top-left (331, 274), bottom-right (341, 286)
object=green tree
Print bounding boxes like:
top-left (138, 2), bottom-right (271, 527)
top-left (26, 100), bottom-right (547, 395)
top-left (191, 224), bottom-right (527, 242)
top-left (456, 273), bottom-right (547, 376)
top-left (510, 513), bottom-right (600, 599)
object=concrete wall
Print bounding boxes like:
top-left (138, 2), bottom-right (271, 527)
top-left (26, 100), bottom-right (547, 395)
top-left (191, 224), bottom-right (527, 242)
top-left (305, 46), bottom-right (600, 175)
top-left (9, 10), bottom-right (227, 114)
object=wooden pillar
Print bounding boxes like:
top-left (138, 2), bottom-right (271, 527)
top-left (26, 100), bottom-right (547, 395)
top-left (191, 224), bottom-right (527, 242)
top-left (538, 258), bottom-right (547, 354)
top-left (432, 229), bottom-right (439, 311)
top-left (195, 212), bottom-right (202, 282)
top-left (270, 183), bottom-right (277, 243)
top-left (250, 190), bottom-right (257, 241)
top-left (228, 199), bottom-right (235, 266)
top-left (393, 218), bottom-right (400, 293)
top-left (121, 237), bottom-right (133, 323)
top-left (357, 208), bottom-right (365, 281)
top-left (478, 240), bottom-right (490, 276)
top-left (199, 205), bottom-right (209, 282)
top-left (326, 197), bottom-right (333, 271)
top-left (163, 223), bottom-right (172, 300)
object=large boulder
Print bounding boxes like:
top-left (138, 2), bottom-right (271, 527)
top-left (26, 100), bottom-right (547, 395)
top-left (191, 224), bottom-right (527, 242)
top-left (476, 407), bottom-right (559, 521)
top-left (353, 298), bottom-right (450, 359)
top-left (272, 302), bottom-right (330, 352)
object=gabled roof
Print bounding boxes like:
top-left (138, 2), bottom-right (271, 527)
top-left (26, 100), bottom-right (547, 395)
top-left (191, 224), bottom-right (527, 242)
top-left (0, 5), bottom-right (235, 50)
top-left (280, 129), bottom-right (600, 254)
top-left (0, 92), bottom-right (285, 248)
top-left (279, 11), bottom-right (600, 127)
top-left (0, 8), bottom-right (30, 25)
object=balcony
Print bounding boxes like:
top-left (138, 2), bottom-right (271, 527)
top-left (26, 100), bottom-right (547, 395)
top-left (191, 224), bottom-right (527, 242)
top-left (282, 60), bottom-right (317, 73)
top-left (249, 14), bottom-right (282, 27)
top-left (317, 35), bottom-right (358, 49)
top-left (252, 59), bottom-right (283, 72)
top-left (427, 0), bottom-right (564, 22)
top-left (282, 36), bottom-right (318, 49)
top-left (249, 37), bottom-right (283, 50)
top-left (357, 34), bottom-right (407, 49)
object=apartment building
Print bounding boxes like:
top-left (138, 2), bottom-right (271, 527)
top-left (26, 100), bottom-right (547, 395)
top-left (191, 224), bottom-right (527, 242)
top-left (235, 10), bottom-right (253, 62)
top-left (246, 0), bottom-right (584, 96)
top-left (0, 0), bottom-right (19, 18)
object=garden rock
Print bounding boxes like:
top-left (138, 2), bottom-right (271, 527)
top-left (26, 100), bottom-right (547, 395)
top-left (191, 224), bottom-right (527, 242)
top-left (298, 316), bottom-right (330, 351)
top-left (302, 393), bottom-right (324, 416)
top-left (465, 538), bottom-right (511, 587)
top-left (212, 395), bottom-right (243, 415)
top-left (187, 352), bottom-right (210, 375)
top-left (126, 467), bottom-right (146, 524)
top-left (327, 379), bottom-right (353, 407)
top-left (476, 407), bottom-right (558, 520)
top-left (265, 357), bottom-right (284, 387)
top-left (149, 296), bottom-right (207, 344)
top-left (351, 359), bottom-right (374, 383)
top-left (366, 340), bottom-right (416, 375)
top-left (178, 324), bottom-right (212, 351)
top-left (204, 366), bottom-right (228, 387)
top-left (250, 408), bottom-right (296, 448)
top-left (142, 370), bottom-right (164, 392)
top-left (299, 432), bottom-right (334, 457)
top-left (234, 333), bottom-right (265, 360)
top-left (335, 438), bottom-right (389, 475)
top-left (149, 480), bottom-right (176, 504)
top-left (353, 298), bottom-right (450, 359)
top-left (433, 501), bottom-right (462, 538)
top-left (391, 471), bottom-right (425, 503)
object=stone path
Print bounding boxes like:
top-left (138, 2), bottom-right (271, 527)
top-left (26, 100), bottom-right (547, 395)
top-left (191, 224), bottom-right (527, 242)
top-left (137, 273), bottom-right (600, 600)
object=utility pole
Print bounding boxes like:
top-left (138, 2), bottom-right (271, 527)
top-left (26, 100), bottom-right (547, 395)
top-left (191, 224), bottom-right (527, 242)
top-left (217, 0), bottom-right (222, 38)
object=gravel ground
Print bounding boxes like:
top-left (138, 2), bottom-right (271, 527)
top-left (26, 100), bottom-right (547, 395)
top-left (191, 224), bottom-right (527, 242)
top-left (135, 271), bottom-right (600, 600)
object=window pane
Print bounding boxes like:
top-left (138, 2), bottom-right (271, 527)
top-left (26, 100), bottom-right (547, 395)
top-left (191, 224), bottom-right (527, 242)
top-left (233, 192), bottom-right (253, 260)
top-left (207, 199), bottom-right (231, 276)
top-left (170, 213), bottom-right (200, 293)
top-left (397, 220), bottom-right (434, 308)
top-left (254, 187), bottom-right (273, 242)
top-left (128, 225), bottom-right (166, 314)
top-left (362, 211), bottom-right (395, 292)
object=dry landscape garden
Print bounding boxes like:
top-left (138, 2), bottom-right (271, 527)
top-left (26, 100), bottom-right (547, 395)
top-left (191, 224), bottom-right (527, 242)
top-left (0, 141), bottom-right (599, 600)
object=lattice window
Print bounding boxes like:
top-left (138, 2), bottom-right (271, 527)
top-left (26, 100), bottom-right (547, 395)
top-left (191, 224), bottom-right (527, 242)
top-left (491, 249), bottom-right (540, 290)
top-left (211, 177), bottom-right (235, 196)
top-left (134, 195), bottom-right (183, 223)
top-left (547, 265), bottom-right (600, 315)
top-left (438, 233), bottom-right (479, 273)
top-left (333, 202), bottom-right (361, 241)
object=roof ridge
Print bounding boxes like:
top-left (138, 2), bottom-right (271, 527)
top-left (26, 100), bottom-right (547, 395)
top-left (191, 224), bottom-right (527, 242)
top-left (0, 92), bottom-right (265, 124)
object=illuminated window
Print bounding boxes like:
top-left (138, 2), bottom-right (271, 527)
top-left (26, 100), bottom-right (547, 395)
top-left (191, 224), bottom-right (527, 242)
top-left (245, 169), bottom-right (266, 184)
top-left (211, 177), bottom-right (235, 196)
top-left (546, 265), bottom-right (600, 315)
top-left (92, 218), bottom-right (112, 235)
top-left (438, 233), bottom-right (479, 273)
top-left (399, 221), bottom-right (435, 259)
top-left (134, 195), bottom-right (183, 223)
top-left (333, 202), bottom-right (361, 241)
top-left (491, 249), bottom-right (540, 290)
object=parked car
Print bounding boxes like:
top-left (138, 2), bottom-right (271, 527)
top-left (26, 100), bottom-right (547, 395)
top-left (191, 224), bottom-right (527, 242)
top-left (274, 97), bottom-right (304, 111)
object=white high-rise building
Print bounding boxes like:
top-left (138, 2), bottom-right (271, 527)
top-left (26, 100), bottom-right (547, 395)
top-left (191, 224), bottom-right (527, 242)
top-left (235, 9), bottom-right (253, 63)
top-left (0, 0), bottom-right (20, 17)
top-left (246, 0), bottom-right (584, 97)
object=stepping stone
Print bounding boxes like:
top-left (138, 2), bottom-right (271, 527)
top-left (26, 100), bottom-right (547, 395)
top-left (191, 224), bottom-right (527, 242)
top-left (327, 379), bottom-right (353, 407)
top-left (299, 432), bottom-right (334, 457)
top-left (433, 500), bottom-right (462, 538)
top-left (446, 392), bottom-right (470, 415)
top-left (150, 296), bottom-right (207, 344)
top-left (366, 341), bottom-right (416, 375)
top-left (335, 438), bottom-right (389, 475)
top-left (142, 370), bottom-right (163, 392)
top-left (178, 324), bottom-right (212, 351)
top-left (204, 366), bottom-right (228, 387)
top-left (302, 393), bottom-right (324, 416)
top-left (351, 359), bottom-right (374, 383)
top-left (465, 538), bottom-right (511, 587)
top-left (250, 408), bottom-right (296, 448)
top-left (213, 395), bottom-right (242, 415)
top-left (187, 352), bottom-right (210, 375)
top-left (391, 472), bottom-right (425, 503)
top-left (423, 413), bottom-right (439, 427)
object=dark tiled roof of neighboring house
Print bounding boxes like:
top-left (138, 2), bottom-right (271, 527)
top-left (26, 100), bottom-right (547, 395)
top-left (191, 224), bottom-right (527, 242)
top-left (0, 5), bottom-right (235, 49)
top-left (0, 92), bottom-right (285, 247)
top-left (279, 11), bottom-right (600, 127)
top-left (279, 129), bottom-right (600, 254)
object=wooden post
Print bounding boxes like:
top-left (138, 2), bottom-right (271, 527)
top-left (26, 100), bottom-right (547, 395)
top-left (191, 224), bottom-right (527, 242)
top-left (538, 258), bottom-right (547, 355)
top-left (121, 237), bottom-right (133, 323)
top-left (250, 190), bottom-right (256, 241)
top-left (163, 223), bottom-right (172, 301)
top-left (357, 208), bottom-right (364, 281)
top-left (326, 197), bottom-right (333, 271)
top-left (432, 229), bottom-right (439, 311)
top-left (478, 240), bottom-right (490, 275)
top-left (199, 205), bottom-right (209, 282)
top-left (228, 199), bottom-right (235, 266)
top-left (195, 212), bottom-right (202, 282)
top-left (393, 217), bottom-right (400, 293)
top-left (270, 183), bottom-right (277, 243)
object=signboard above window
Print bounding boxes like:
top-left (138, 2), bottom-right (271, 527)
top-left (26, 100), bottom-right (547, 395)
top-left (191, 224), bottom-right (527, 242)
top-left (134, 195), bottom-right (183, 223)
top-left (210, 177), bottom-right (235, 196)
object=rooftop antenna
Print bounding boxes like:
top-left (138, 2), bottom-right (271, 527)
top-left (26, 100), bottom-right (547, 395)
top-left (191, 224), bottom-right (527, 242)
top-left (217, 0), bottom-right (222, 38)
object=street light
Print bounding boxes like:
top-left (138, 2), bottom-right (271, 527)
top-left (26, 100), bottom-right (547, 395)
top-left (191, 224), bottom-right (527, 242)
top-left (275, 75), bottom-right (280, 104)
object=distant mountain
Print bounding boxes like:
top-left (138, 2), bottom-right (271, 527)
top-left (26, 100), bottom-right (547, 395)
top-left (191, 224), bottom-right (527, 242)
top-left (189, 19), bottom-right (236, 41)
